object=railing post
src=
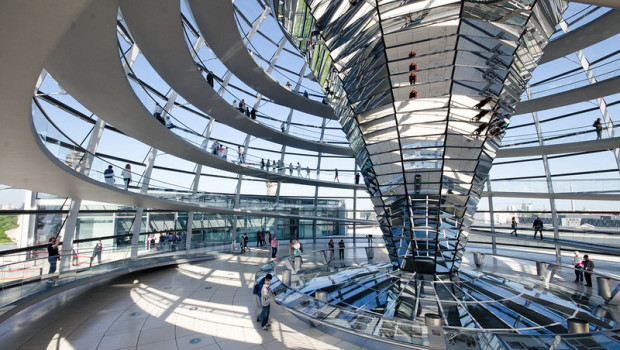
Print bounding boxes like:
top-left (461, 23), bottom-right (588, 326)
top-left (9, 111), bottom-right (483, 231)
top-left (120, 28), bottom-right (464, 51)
top-left (294, 256), bottom-right (302, 272)
top-left (473, 252), bottom-right (484, 268)
top-left (536, 261), bottom-right (548, 280)
top-left (365, 246), bottom-right (374, 262)
top-left (597, 277), bottom-right (611, 300)
top-left (281, 269), bottom-right (291, 285)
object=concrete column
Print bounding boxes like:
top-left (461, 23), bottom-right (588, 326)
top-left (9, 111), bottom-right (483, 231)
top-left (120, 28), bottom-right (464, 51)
top-left (130, 147), bottom-right (158, 259)
top-left (312, 118), bottom-right (328, 242)
top-left (59, 199), bottom-right (81, 273)
top-left (59, 116), bottom-right (106, 273)
top-left (185, 212), bottom-right (194, 251)
top-left (528, 86), bottom-right (561, 262)
top-left (486, 178), bottom-right (497, 254)
top-left (184, 118), bottom-right (214, 252)
top-left (121, 43), bottom-right (140, 74)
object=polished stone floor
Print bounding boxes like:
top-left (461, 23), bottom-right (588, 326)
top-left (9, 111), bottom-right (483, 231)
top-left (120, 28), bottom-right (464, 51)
top-left (1, 240), bottom-right (618, 350)
top-left (0, 247), bottom-right (403, 350)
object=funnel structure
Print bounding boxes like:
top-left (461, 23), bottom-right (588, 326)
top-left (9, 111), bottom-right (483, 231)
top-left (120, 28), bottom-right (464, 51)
top-left (272, 0), bottom-right (566, 274)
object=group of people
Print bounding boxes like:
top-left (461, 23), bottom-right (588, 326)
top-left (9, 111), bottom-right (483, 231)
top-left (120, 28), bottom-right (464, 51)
top-left (151, 232), bottom-right (186, 251)
top-left (260, 159), bottom-right (312, 178)
top-left (103, 164), bottom-right (133, 190)
top-left (288, 239), bottom-right (303, 256)
top-left (327, 239), bottom-right (346, 261)
top-left (508, 216), bottom-right (544, 239)
top-left (253, 230), bottom-right (278, 258)
top-left (572, 251), bottom-right (595, 287)
top-left (232, 99), bottom-right (257, 120)
top-left (47, 237), bottom-right (104, 283)
top-left (210, 140), bottom-right (247, 164)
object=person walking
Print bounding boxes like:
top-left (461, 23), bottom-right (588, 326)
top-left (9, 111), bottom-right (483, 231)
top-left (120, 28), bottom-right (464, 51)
top-left (47, 237), bottom-right (60, 283)
top-left (238, 146), bottom-right (243, 164)
top-left (328, 239), bottom-right (335, 262)
top-left (90, 240), bottom-right (103, 266)
top-left (334, 168), bottom-right (339, 182)
top-left (104, 165), bottom-right (114, 185)
top-left (260, 274), bottom-right (275, 330)
top-left (306, 166), bottom-right (311, 178)
top-left (71, 243), bottom-right (79, 266)
top-left (253, 274), bottom-right (266, 322)
top-left (257, 230), bottom-right (262, 247)
top-left (243, 234), bottom-right (249, 253)
top-left (297, 162), bottom-right (302, 177)
top-left (271, 236), bottom-right (278, 258)
top-left (288, 239), bottom-right (294, 256)
top-left (583, 254), bottom-right (595, 287)
top-left (265, 231), bottom-right (271, 247)
top-left (211, 139), bottom-right (219, 156)
top-left (532, 216), bottom-right (543, 239)
top-left (261, 159), bottom-right (265, 170)
top-left (367, 234), bottom-right (373, 245)
top-left (338, 239), bottom-right (345, 259)
top-left (355, 172), bottom-right (360, 184)
top-left (280, 122), bottom-right (286, 133)
top-left (218, 147), bottom-right (225, 160)
top-left (289, 163), bottom-right (293, 176)
top-left (510, 217), bottom-right (518, 236)
top-left (593, 118), bottom-right (603, 140)
top-left (121, 164), bottom-right (131, 190)
top-left (572, 251), bottom-right (584, 283)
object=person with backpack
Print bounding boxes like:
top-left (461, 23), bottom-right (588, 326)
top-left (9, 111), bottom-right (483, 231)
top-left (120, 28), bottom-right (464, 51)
top-left (510, 217), bottom-right (518, 236)
top-left (252, 275), bottom-right (268, 322)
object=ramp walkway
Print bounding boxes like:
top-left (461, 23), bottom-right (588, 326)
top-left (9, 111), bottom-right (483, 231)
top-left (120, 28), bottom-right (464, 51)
top-left (119, 0), bottom-right (350, 156)
top-left (187, 0), bottom-right (338, 120)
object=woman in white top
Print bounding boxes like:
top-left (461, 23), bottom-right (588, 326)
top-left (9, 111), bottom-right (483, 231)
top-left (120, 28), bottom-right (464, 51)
top-left (572, 251), bottom-right (584, 283)
top-left (121, 164), bottom-right (131, 190)
top-left (293, 240), bottom-right (301, 255)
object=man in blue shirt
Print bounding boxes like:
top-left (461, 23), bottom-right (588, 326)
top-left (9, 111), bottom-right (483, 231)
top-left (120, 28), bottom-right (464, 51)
top-left (104, 165), bottom-right (114, 185)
